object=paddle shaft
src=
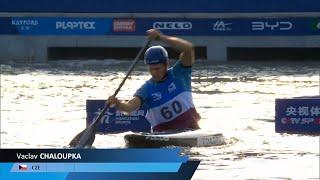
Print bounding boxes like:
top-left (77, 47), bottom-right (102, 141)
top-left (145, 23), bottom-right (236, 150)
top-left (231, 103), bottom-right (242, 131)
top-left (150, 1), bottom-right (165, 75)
top-left (74, 39), bottom-right (151, 148)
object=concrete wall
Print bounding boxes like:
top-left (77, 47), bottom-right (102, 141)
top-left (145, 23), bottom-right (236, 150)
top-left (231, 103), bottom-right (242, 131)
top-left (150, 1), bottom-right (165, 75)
top-left (1, 35), bottom-right (320, 62)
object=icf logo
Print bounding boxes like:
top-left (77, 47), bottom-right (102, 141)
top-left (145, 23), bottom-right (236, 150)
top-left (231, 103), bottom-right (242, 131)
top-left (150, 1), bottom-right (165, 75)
top-left (153, 22), bottom-right (192, 30)
top-left (93, 108), bottom-right (114, 124)
top-left (251, 21), bottom-right (293, 31)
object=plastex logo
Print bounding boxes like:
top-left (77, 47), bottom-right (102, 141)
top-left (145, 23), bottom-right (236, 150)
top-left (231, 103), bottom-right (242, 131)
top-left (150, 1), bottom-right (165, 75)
top-left (251, 21), bottom-right (292, 31)
top-left (153, 22), bottom-right (192, 30)
top-left (113, 19), bottom-right (136, 32)
top-left (212, 21), bottom-right (232, 31)
top-left (56, 21), bottom-right (96, 30)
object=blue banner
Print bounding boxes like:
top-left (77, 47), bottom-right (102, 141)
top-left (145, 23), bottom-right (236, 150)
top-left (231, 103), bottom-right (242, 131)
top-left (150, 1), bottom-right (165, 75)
top-left (275, 96), bottom-right (320, 133)
top-left (133, 18), bottom-right (320, 36)
top-left (1, 17), bottom-right (112, 35)
top-left (0, 149), bottom-right (187, 162)
top-left (86, 100), bottom-right (151, 133)
top-left (1, 17), bottom-right (320, 36)
top-left (9, 163), bottom-right (181, 172)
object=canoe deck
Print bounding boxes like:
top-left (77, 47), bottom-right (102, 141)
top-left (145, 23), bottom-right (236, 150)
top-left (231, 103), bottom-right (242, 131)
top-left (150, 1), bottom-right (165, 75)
top-left (124, 130), bottom-right (226, 148)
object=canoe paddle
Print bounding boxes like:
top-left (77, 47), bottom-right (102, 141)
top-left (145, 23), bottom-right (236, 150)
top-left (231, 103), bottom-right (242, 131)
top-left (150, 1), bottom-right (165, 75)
top-left (69, 39), bottom-right (151, 148)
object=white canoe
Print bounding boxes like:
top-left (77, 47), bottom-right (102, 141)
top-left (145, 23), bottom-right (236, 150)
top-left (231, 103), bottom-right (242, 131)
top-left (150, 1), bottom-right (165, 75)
top-left (124, 129), bottom-right (226, 148)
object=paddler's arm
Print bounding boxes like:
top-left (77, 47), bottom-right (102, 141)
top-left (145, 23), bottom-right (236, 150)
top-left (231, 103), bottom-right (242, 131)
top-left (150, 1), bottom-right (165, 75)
top-left (107, 96), bottom-right (141, 114)
top-left (147, 29), bottom-right (195, 66)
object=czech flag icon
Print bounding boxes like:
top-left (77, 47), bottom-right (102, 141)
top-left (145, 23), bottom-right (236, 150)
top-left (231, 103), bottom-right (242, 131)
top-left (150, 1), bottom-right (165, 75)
top-left (18, 164), bottom-right (28, 170)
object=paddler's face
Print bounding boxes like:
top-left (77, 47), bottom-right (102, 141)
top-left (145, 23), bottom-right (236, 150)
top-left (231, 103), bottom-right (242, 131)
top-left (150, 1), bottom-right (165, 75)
top-left (149, 63), bottom-right (168, 81)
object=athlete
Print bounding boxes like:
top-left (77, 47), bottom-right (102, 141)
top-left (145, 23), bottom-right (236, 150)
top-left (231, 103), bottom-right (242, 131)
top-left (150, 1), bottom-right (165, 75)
top-left (107, 29), bottom-right (200, 132)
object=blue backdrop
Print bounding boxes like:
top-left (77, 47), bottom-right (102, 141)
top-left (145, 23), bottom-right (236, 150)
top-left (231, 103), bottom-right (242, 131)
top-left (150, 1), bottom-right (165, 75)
top-left (1, 0), bottom-right (320, 13)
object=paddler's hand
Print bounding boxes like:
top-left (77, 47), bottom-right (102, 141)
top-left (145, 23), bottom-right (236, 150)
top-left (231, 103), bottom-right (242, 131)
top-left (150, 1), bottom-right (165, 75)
top-left (146, 29), bottom-right (163, 41)
top-left (107, 96), bottom-right (120, 108)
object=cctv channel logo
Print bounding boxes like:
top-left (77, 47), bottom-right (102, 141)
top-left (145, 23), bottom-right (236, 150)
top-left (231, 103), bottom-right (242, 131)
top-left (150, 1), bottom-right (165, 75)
top-left (153, 22), bottom-right (192, 30)
top-left (251, 21), bottom-right (293, 31)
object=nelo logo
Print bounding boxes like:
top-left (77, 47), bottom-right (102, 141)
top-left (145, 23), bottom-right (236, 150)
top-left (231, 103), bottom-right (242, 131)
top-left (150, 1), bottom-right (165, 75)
top-left (113, 19), bottom-right (136, 32)
top-left (153, 22), bottom-right (192, 30)
top-left (56, 21), bottom-right (96, 30)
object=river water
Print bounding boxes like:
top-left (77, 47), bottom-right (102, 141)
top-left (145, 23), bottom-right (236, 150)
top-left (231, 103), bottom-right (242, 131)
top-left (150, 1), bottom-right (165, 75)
top-left (1, 59), bottom-right (319, 179)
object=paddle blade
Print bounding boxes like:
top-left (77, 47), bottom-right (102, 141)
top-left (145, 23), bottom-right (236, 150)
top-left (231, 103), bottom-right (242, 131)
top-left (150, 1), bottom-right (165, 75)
top-left (69, 130), bottom-right (84, 147)
top-left (69, 128), bottom-right (96, 148)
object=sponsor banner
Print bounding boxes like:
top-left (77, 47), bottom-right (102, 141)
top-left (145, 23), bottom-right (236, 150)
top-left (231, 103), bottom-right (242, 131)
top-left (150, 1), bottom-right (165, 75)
top-left (1, 17), bottom-right (112, 35)
top-left (86, 100), bottom-right (150, 133)
top-left (1, 17), bottom-right (320, 35)
top-left (113, 19), bottom-right (136, 32)
top-left (206, 18), bottom-right (320, 36)
top-left (135, 18), bottom-right (320, 36)
top-left (275, 97), bottom-right (320, 133)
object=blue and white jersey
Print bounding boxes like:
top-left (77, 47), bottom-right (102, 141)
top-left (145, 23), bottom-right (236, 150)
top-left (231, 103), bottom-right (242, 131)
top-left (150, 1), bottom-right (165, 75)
top-left (134, 60), bottom-right (200, 132)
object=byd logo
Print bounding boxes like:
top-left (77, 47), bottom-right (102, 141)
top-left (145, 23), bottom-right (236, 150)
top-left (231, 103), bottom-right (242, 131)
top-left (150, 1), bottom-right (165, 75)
top-left (153, 22), bottom-right (192, 30)
top-left (251, 21), bottom-right (293, 31)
